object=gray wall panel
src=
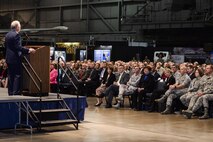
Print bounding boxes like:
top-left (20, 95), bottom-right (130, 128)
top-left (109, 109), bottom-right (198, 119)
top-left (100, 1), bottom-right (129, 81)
top-left (0, 0), bottom-right (212, 43)
top-left (64, 21), bottom-right (87, 33)
top-left (40, 10), bottom-right (60, 23)
top-left (63, 8), bottom-right (80, 20)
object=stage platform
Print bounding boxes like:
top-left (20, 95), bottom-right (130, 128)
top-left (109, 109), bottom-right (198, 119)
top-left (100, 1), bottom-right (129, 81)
top-left (0, 88), bottom-right (86, 129)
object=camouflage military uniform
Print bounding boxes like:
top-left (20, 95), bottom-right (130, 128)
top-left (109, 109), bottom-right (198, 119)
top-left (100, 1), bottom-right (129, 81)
top-left (185, 75), bottom-right (208, 110)
top-left (180, 77), bottom-right (201, 107)
top-left (191, 74), bottom-right (213, 112)
top-left (163, 73), bottom-right (191, 107)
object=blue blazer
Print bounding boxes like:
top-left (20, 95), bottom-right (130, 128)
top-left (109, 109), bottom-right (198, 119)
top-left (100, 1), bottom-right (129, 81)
top-left (5, 30), bottom-right (29, 64)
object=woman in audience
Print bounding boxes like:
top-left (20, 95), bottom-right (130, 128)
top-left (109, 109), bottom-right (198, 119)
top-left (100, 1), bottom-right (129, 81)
top-left (180, 68), bottom-right (204, 112)
top-left (94, 66), bottom-right (116, 106)
top-left (50, 61), bottom-right (58, 93)
top-left (132, 66), bottom-right (155, 111)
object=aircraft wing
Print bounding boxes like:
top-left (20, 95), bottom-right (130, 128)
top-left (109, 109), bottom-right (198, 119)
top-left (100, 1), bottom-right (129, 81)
top-left (0, 26), bottom-right (68, 34)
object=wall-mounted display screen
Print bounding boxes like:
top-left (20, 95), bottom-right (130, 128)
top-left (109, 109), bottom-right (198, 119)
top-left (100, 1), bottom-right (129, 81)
top-left (50, 47), bottom-right (55, 60)
top-left (80, 50), bottom-right (87, 61)
top-left (55, 50), bottom-right (66, 62)
top-left (94, 50), bottom-right (111, 62)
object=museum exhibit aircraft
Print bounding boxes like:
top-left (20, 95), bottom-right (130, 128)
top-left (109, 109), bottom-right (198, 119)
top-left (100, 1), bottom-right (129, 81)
top-left (0, 26), bottom-right (68, 34)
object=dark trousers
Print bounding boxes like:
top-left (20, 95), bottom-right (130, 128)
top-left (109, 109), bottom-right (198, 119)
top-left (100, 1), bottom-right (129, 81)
top-left (50, 84), bottom-right (58, 93)
top-left (132, 91), bottom-right (147, 110)
top-left (105, 84), bottom-right (119, 105)
top-left (7, 63), bottom-right (22, 95)
top-left (84, 80), bottom-right (100, 96)
top-left (149, 89), bottom-right (165, 111)
top-left (78, 80), bottom-right (99, 96)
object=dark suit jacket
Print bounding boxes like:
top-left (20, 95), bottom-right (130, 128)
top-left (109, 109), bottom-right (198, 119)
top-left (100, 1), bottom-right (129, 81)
top-left (99, 68), bottom-right (108, 81)
top-left (138, 73), bottom-right (155, 93)
top-left (117, 72), bottom-right (130, 85)
top-left (152, 71), bottom-right (160, 81)
top-left (103, 73), bottom-right (116, 87)
top-left (81, 68), bottom-right (91, 81)
top-left (89, 69), bottom-right (99, 82)
top-left (5, 30), bottom-right (29, 64)
top-left (189, 72), bottom-right (195, 80)
top-left (164, 75), bottom-right (176, 90)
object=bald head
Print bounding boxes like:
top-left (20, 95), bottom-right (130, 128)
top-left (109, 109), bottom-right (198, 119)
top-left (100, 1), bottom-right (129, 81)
top-left (11, 20), bottom-right (21, 33)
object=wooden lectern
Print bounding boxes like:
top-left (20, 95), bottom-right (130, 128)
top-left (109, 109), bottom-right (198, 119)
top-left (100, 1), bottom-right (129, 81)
top-left (22, 46), bottom-right (50, 95)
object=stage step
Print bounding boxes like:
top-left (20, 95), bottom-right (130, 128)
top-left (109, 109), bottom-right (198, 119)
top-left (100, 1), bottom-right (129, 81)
top-left (41, 119), bottom-right (78, 126)
top-left (39, 98), bottom-right (63, 102)
top-left (33, 108), bottom-right (70, 113)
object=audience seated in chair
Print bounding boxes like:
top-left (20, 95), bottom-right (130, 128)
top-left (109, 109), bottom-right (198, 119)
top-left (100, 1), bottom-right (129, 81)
top-left (156, 65), bottom-right (191, 114)
top-left (50, 61), bottom-right (58, 93)
top-left (180, 68), bottom-right (203, 112)
top-left (132, 66), bottom-right (155, 111)
top-left (102, 65), bottom-right (130, 108)
top-left (79, 62), bottom-right (100, 96)
top-left (95, 66), bottom-right (116, 107)
top-left (148, 69), bottom-right (175, 112)
top-left (113, 65), bottom-right (141, 108)
top-left (183, 65), bottom-right (213, 119)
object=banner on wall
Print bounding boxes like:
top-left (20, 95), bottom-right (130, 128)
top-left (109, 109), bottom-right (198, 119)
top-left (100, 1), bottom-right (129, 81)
top-left (173, 47), bottom-right (205, 55)
top-left (171, 55), bottom-right (185, 64)
top-left (173, 47), bottom-right (208, 63)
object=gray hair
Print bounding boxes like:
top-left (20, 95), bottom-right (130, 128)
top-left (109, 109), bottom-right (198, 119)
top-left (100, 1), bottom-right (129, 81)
top-left (11, 20), bottom-right (20, 29)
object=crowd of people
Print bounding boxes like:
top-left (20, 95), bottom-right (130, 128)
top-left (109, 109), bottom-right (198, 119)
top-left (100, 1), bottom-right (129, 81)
top-left (50, 59), bottom-right (213, 120)
top-left (1, 54), bottom-right (213, 120)
top-left (0, 59), bottom-right (8, 88)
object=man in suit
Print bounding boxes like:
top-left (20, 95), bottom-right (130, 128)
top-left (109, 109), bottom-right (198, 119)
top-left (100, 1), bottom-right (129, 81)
top-left (103, 65), bottom-right (130, 108)
top-left (83, 62), bottom-right (100, 96)
top-left (187, 64), bottom-right (195, 80)
top-left (5, 20), bottom-right (36, 95)
top-left (98, 62), bottom-right (108, 83)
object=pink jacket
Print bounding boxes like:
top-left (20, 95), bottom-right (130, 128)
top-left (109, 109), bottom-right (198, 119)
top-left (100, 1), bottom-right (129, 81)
top-left (50, 69), bottom-right (58, 84)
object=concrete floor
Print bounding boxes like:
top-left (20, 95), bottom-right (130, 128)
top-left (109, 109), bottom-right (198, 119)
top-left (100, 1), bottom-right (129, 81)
top-left (0, 97), bottom-right (213, 142)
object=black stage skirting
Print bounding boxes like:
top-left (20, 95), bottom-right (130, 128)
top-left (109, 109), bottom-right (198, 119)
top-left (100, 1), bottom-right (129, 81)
top-left (0, 88), bottom-right (86, 129)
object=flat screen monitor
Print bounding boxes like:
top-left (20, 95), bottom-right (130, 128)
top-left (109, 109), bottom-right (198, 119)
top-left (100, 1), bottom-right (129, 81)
top-left (94, 50), bottom-right (111, 62)
top-left (55, 50), bottom-right (66, 62)
top-left (80, 50), bottom-right (87, 61)
top-left (50, 47), bottom-right (55, 60)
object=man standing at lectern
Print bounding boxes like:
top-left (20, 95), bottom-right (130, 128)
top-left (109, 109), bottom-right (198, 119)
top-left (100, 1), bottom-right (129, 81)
top-left (5, 20), bottom-right (36, 95)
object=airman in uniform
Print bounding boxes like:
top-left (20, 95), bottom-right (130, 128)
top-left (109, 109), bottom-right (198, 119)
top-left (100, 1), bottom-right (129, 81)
top-left (156, 66), bottom-right (191, 114)
top-left (184, 65), bottom-right (213, 119)
top-left (180, 68), bottom-right (203, 107)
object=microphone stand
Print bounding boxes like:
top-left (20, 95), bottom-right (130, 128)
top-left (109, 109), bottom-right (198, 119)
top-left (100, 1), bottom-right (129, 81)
top-left (24, 32), bottom-right (30, 46)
